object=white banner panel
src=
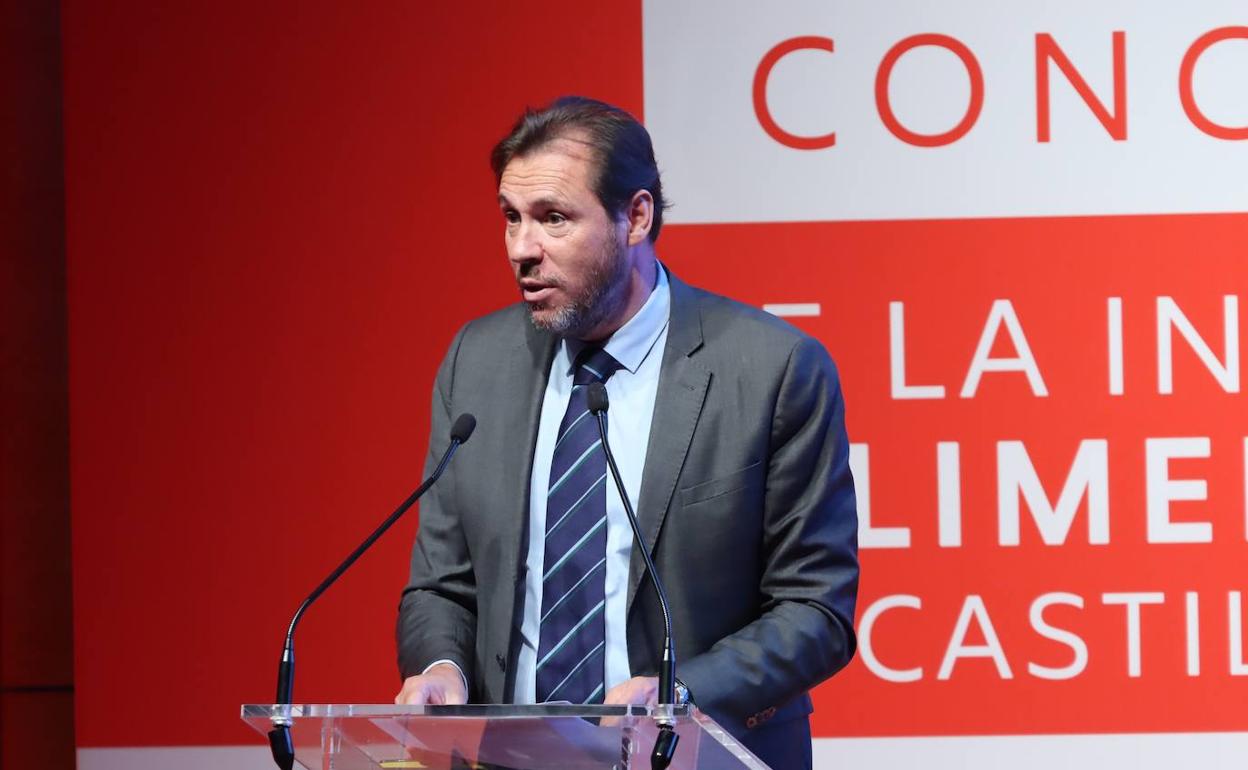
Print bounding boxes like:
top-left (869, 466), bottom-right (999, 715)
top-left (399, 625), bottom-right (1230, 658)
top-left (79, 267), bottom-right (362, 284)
top-left (643, 0), bottom-right (1248, 222)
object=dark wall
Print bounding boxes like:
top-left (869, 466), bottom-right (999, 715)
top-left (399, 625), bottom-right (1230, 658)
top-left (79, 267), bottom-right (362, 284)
top-left (0, 0), bottom-right (75, 766)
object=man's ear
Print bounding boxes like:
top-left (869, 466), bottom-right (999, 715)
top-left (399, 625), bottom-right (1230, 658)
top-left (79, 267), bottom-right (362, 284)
top-left (623, 190), bottom-right (654, 246)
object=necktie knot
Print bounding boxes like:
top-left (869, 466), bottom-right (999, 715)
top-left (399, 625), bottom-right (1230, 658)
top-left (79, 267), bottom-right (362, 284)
top-left (573, 347), bottom-right (621, 386)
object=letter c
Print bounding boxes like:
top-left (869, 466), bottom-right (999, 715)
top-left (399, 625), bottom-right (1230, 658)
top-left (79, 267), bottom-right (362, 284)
top-left (858, 594), bottom-right (924, 682)
top-left (752, 36), bottom-right (837, 150)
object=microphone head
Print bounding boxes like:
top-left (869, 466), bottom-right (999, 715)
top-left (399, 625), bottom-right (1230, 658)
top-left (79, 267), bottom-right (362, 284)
top-left (450, 413), bottom-right (477, 443)
top-left (587, 382), bottom-right (610, 414)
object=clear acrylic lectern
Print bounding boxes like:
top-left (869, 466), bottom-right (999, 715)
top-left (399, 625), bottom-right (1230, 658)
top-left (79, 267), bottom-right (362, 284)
top-left (241, 703), bottom-right (771, 769)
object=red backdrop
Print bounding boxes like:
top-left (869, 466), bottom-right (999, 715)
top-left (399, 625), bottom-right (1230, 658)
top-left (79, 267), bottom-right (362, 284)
top-left (64, 0), bottom-right (648, 748)
top-left (63, 0), bottom-right (1248, 752)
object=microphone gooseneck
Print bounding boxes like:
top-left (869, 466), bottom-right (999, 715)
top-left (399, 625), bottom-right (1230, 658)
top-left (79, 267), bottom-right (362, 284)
top-left (267, 413), bottom-right (476, 770)
top-left (586, 382), bottom-right (679, 770)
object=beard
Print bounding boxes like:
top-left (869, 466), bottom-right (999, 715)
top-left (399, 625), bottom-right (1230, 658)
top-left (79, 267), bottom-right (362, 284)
top-left (522, 233), bottom-right (631, 340)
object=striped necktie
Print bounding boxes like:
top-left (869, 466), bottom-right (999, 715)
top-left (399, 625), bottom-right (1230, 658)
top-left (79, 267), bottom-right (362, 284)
top-left (535, 346), bottom-right (621, 703)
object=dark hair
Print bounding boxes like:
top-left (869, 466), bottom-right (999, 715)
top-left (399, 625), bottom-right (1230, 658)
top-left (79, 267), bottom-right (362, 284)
top-left (490, 96), bottom-right (669, 242)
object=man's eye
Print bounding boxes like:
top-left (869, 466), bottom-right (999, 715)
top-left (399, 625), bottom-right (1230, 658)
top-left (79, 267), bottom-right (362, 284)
top-left (503, 210), bottom-right (521, 224)
top-left (546, 212), bottom-right (567, 225)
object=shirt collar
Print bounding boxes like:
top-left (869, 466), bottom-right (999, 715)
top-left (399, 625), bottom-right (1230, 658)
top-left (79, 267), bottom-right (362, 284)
top-left (563, 262), bottom-right (671, 376)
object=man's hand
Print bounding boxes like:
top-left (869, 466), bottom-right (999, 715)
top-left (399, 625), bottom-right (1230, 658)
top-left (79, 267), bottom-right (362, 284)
top-left (394, 662), bottom-right (468, 705)
top-left (603, 676), bottom-right (659, 706)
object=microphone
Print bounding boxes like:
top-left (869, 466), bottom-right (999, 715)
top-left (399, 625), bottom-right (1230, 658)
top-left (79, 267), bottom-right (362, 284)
top-left (267, 413), bottom-right (477, 770)
top-left (586, 383), bottom-right (679, 770)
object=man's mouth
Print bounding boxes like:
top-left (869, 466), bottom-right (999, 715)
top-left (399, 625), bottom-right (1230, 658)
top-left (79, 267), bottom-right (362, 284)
top-left (519, 280), bottom-right (558, 303)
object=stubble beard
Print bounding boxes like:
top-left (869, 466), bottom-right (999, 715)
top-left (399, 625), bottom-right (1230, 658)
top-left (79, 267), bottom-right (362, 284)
top-left (525, 233), bottom-right (631, 340)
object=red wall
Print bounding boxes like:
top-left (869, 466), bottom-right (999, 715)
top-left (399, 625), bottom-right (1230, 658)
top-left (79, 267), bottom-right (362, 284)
top-left (63, 1), bottom-right (645, 747)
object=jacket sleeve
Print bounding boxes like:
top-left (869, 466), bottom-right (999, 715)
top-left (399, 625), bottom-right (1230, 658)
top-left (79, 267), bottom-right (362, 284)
top-left (396, 324), bottom-right (479, 688)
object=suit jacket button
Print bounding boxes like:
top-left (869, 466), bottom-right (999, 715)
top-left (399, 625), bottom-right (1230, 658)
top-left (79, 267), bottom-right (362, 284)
top-left (496, 653), bottom-right (506, 671)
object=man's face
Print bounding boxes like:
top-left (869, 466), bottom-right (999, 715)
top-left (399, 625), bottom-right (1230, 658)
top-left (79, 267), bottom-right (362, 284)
top-left (498, 137), bottom-right (631, 340)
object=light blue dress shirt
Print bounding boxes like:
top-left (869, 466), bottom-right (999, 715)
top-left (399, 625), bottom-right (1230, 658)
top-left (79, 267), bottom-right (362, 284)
top-left (515, 264), bottom-right (671, 703)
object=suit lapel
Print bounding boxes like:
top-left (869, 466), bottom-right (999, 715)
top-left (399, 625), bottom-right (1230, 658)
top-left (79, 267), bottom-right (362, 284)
top-left (490, 315), bottom-right (556, 698)
top-left (628, 273), bottom-right (709, 609)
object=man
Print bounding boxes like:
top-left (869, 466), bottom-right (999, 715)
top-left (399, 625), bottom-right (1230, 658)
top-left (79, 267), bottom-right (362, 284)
top-left (396, 96), bottom-right (858, 768)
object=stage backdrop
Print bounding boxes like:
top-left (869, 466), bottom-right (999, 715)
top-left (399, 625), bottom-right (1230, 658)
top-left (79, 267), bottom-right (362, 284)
top-left (65, 2), bottom-right (1247, 768)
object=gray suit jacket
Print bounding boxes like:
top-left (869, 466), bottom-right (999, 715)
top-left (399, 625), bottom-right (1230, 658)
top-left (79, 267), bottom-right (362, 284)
top-left (397, 272), bottom-right (858, 768)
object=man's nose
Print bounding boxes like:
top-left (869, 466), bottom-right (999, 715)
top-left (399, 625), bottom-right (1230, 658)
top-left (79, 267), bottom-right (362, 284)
top-left (508, 221), bottom-right (542, 265)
